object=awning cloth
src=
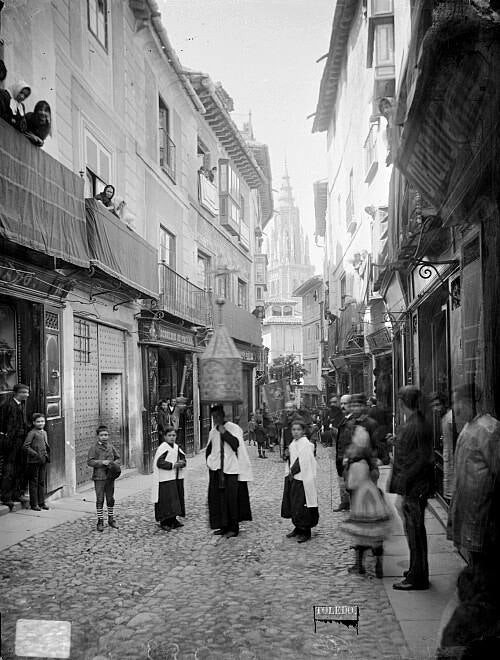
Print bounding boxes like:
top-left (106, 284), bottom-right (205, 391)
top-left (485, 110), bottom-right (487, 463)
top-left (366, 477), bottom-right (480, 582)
top-left (85, 199), bottom-right (158, 299)
top-left (0, 119), bottom-right (88, 267)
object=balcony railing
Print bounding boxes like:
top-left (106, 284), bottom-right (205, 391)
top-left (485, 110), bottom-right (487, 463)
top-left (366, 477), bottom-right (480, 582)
top-left (160, 131), bottom-right (176, 181)
top-left (364, 123), bottom-right (379, 182)
top-left (86, 200), bottom-right (158, 299)
top-left (0, 119), bottom-right (88, 268)
top-left (159, 263), bottom-right (209, 326)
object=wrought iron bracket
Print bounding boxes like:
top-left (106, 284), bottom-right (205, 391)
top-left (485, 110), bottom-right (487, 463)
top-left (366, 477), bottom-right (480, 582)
top-left (89, 280), bottom-right (123, 303)
top-left (411, 258), bottom-right (459, 291)
top-left (112, 295), bottom-right (156, 312)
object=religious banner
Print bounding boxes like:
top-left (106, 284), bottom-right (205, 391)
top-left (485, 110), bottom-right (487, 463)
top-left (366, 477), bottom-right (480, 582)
top-left (263, 379), bottom-right (288, 413)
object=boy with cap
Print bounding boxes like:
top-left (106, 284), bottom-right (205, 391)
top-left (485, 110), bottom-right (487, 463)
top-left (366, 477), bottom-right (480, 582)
top-left (87, 425), bottom-right (121, 532)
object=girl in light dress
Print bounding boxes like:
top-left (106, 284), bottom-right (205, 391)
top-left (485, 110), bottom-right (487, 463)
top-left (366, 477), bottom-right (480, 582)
top-left (341, 426), bottom-right (392, 577)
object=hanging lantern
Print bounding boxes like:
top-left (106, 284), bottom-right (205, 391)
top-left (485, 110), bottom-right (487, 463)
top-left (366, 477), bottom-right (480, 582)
top-left (199, 299), bottom-right (242, 404)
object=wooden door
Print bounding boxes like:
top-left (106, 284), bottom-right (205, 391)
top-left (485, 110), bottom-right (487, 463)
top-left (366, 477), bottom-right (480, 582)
top-left (100, 373), bottom-right (126, 465)
top-left (44, 309), bottom-right (65, 494)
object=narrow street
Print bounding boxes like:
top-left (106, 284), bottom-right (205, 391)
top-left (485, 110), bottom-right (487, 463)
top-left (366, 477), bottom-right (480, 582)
top-left (0, 445), bottom-right (412, 660)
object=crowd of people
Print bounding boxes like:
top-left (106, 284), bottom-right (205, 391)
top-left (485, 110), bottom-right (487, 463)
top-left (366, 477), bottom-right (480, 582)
top-left (1, 381), bottom-right (500, 654)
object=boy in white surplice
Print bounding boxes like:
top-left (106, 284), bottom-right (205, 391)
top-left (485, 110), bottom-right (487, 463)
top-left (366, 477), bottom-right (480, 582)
top-left (281, 418), bottom-right (319, 543)
top-left (151, 426), bottom-right (186, 530)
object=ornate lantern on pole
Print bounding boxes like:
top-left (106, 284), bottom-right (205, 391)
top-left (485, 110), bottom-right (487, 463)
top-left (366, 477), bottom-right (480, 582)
top-left (199, 299), bottom-right (243, 404)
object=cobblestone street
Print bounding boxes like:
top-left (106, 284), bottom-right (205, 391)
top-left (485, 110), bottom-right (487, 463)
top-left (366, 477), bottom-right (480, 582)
top-left (0, 445), bottom-right (413, 660)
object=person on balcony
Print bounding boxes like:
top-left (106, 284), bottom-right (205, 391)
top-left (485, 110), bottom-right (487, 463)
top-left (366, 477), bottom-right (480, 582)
top-left (0, 80), bottom-right (31, 132)
top-left (24, 100), bottom-right (51, 147)
top-left (94, 184), bottom-right (119, 217)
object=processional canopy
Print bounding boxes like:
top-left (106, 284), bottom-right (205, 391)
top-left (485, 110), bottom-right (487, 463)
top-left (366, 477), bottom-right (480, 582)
top-left (199, 299), bottom-right (243, 404)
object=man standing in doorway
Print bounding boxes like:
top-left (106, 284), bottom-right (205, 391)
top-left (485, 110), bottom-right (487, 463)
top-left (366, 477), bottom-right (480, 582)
top-left (390, 386), bottom-right (434, 590)
top-left (206, 405), bottom-right (253, 538)
top-left (0, 383), bottom-right (30, 510)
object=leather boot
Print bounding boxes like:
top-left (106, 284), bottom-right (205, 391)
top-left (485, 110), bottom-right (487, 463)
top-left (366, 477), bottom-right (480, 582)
top-left (97, 520), bottom-right (104, 532)
top-left (108, 517), bottom-right (119, 529)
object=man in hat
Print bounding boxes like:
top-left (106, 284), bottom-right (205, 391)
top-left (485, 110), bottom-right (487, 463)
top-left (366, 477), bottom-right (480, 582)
top-left (390, 386), bottom-right (434, 590)
top-left (206, 405), bottom-right (253, 538)
top-left (0, 383), bottom-right (30, 510)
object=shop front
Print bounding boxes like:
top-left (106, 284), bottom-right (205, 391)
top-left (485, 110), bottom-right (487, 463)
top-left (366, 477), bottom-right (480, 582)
top-left (139, 316), bottom-right (200, 472)
top-left (0, 258), bottom-right (69, 495)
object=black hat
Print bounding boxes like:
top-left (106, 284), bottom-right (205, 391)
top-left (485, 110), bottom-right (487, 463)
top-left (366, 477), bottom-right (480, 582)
top-left (107, 462), bottom-right (121, 480)
top-left (350, 393), bottom-right (366, 405)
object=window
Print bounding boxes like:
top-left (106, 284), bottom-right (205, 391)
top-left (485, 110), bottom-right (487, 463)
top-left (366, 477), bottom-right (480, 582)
top-left (85, 130), bottom-right (111, 197)
top-left (215, 273), bottom-right (229, 298)
top-left (159, 226), bottom-right (176, 269)
top-left (197, 252), bottom-right (211, 291)
top-left (197, 138), bottom-right (211, 171)
top-left (74, 319), bottom-right (91, 364)
top-left (283, 306), bottom-right (293, 317)
top-left (256, 286), bottom-right (263, 300)
top-left (367, 1), bottom-right (394, 77)
top-left (218, 160), bottom-right (242, 236)
top-left (237, 279), bottom-right (248, 309)
top-left (255, 257), bottom-right (266, 284)
top-left (87, 0), bottom-right (108, 50)
top-left (375, 23), bottom-right (394, 68)
top-left (272, 305), bottom-right (282, 316)
top-left (159, 98), bottom-right (176, 181)
top-left (315, 324), bottom-right (320, 341)
top-left (372, 0), bottom-right (393, 15)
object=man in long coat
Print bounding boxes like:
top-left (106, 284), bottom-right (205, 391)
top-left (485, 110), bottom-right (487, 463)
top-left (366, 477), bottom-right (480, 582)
top-left (206, 405), bottom-right (253, 538)
top-left (0, 383), bottom-right (30, 509)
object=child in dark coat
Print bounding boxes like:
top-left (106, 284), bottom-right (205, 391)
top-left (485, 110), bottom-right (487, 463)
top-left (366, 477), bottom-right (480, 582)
top-left (23, 413), bottom-right (50, 511)
top-left (87, 425), bottom-right (121, 532)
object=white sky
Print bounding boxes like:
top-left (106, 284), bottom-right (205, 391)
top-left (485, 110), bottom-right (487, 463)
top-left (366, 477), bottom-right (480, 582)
top-left (160, 0), bottom-right (334, 273)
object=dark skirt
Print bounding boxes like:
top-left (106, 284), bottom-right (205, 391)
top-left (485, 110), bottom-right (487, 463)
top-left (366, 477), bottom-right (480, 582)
top-left (207, 470), bottom-right (252, 530)
top-left (281, 477), bottom-right (319, 530)
top-left (154, 479), bottom-right (185, 522)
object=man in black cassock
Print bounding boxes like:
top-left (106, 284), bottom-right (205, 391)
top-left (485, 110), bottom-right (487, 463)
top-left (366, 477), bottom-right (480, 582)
top-left (206, 405), bottom-right (253, 538)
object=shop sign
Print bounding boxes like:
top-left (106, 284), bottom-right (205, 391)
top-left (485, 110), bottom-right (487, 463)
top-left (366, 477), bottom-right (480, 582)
top-left (139, 318), bottom-right (195, 348)
top-left (0, 256), bottom-right (71, 299)
top-left (239, 349), bottom-right (257, 362)
top-left (366, 328), bottom-right (391, 351)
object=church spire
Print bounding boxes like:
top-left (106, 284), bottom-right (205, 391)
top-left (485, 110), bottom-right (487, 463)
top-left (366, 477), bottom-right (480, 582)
top-left (279, 161), bottom-right (294, 206)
